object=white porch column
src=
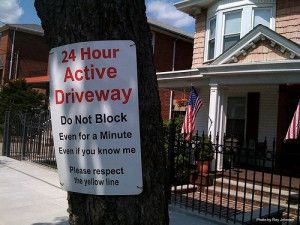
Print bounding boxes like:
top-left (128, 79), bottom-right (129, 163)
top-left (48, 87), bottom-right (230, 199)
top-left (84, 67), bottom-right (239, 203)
top-left (208, 84), bottom-right (219, 141)
top-left (208, 84), bottom-right (223, 171)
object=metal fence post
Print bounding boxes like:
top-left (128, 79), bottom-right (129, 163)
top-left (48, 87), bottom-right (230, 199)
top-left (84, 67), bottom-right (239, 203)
top-left (3, 111), bottom-right (11, 157)
top-left (21, 112), bottom-right (27, 160)
top-left (167, 119), bottom-right (176, 202)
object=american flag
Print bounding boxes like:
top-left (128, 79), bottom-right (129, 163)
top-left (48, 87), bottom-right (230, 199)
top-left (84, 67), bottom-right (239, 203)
top-left (181, 87), bottom-right (203, 141)
top-left (284, 99), bottom-right (300, 141)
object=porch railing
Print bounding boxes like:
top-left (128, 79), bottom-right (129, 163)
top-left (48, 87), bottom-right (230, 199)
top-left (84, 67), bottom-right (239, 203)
top-left (167, 121), bottom-right (300, 224)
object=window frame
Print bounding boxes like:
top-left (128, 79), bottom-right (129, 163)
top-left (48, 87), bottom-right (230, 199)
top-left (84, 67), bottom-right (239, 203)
top-left (222, 9), bottom-right (242, 53)
top-left (251, 5), bottom-right (276, 30)
top-left (207, 16), bottom-right (217, 60)
top-left (225, 95), bottom-right (248, 143)
top-left (203, 1), bottom-right (276, 62)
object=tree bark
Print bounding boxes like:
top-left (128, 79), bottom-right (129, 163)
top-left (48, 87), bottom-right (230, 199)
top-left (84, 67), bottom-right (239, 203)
top-left (34, 1), bottom-right (168, 225)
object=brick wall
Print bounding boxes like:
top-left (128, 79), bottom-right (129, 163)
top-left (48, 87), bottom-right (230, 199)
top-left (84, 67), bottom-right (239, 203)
top-left (159, 88), bottom-right (171, 120)
top-left (154, 31), bottom-right (193, 72)
top-left (174, 39), bottom-right (193, 70)
top-left (154, 32), bottom-right (174, 72)
top-left (159, 89), bottom-right (189, 121)
top-left (276, 0), bottom-right (300, 45)
top-left (154, 30), bottom-right (193, 120)
top-left (14, 31), bottom-right (49, 78)
top-left (0, 29), bottom-right (49, 81)
top-left (0, 30), bottom-right (10, 83)
top-left (192, 10), bottom-right (207, 68)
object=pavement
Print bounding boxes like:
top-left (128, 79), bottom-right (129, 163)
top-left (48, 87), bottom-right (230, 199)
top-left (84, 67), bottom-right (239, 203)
top-left (0, 156), bottom-right (223, 225)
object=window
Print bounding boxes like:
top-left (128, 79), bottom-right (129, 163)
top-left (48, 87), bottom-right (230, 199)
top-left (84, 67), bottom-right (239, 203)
top-left (253, 8), bottom-right (271, 28)
top-left (208, 17), bottom-right (216, 60)
top-left (204, 1), bottom-right (275, 61)
top-left (223, 10), bottom-right (241, 52)
top-left (226, 97), bottom-right (246, 141)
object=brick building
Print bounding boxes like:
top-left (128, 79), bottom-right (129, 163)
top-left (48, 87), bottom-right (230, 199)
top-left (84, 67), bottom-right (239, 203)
top-left (0, 24), bottom-right (48, 91)
top-left (157, 0), bottom-right (300, 171)
top-left (0, 20), bottom-right (193, 120)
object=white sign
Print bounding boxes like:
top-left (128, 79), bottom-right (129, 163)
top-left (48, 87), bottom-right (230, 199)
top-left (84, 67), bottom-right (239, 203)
top-left (49, 41), bottom-right (143, 195)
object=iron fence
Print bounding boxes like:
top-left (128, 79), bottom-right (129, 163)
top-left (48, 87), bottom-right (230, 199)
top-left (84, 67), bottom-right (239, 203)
top-left (2, 110), bottom-right (300, 224)
top-left (167, 121), bottom-right (300, 224)
top-left (2, 110), bottom-right (56, 168)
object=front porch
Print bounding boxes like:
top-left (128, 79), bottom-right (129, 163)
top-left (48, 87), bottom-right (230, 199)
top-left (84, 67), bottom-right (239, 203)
top-left (158, 61), bottom-right (300, 173)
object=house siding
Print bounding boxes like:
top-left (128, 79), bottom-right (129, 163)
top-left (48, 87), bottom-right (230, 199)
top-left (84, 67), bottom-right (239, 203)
top-left (276, 0), bottom-right (300, 45)
top-left (236, 40), bottom-right (288, 64)
top-left (192, 10), bottom-right (207, 68)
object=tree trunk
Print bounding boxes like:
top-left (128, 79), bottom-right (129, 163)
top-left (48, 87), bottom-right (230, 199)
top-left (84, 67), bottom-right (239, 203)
top-left (34, 1), bottom-right (168, 225)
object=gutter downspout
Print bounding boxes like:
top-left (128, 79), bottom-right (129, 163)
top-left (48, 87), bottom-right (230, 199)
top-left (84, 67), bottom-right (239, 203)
top-left (14, 50), bottom-right (19, 79)
top-left (172, 39), bottom-right (177, 71)
top-left (8, 29), bottom-right (16, 80)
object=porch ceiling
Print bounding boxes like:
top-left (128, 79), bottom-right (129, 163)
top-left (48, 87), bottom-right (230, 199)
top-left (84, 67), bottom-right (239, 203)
top-left (157, 61), bottom-right (300, 88)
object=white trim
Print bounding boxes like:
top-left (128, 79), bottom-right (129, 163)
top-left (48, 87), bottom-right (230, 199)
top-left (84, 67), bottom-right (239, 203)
top-left (222, 9), bottom-right (242, 53)
top-left (207, 0), bottom-right (276, 17)
top-left (205, 16), bottom-right (217, 61)
top-left (157, 68), bottom-right (198, 75)
top-left (251, 5), bottom-right (276, 30)
top-left (158, 74), bottom-right (204, 81)
top-left (208, 84), bottom-right (219, 143)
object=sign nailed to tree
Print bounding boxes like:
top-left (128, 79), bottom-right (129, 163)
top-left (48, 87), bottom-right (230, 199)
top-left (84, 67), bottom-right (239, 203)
top-left (49, 41), bottom-right (143, 195)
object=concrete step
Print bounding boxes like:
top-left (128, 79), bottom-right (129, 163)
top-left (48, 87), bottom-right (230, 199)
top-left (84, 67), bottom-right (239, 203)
top-left (214, 177), bottom-right (298, 201)
top-left (204, 184), bottom-right (299, 215)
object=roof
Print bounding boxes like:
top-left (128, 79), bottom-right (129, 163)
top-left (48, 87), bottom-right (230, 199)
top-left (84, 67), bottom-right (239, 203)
top-left (0, 24), bottom-right (44, 36)
top-left (24, 75), bottom-right (49, 84)
top-left (147, 18), bottom-right (194, 41)
top-left (212, 25), bottom-right (300, 65)
top-left (175, 0), bottom-right (215, 16)
top-left (0, 21), bottom-right (193, 42)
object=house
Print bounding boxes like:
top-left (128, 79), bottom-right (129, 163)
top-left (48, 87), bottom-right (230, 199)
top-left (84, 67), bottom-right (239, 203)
top-left (0, 20), bottom-right (193, 120)
top-left (157, 0), bottom-right (300, 172)
top-left (0, 24), bottom-right (49, 94)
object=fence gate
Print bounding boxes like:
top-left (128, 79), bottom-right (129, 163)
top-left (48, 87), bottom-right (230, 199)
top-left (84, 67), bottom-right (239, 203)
top-left (3, 110), bottom-right (56, 168)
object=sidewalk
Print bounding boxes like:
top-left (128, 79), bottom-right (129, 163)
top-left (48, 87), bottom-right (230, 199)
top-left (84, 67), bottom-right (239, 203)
top-left (0, 157), bottom-right (68, 225)
top-left (0, 156), bottom-right (220, 225)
